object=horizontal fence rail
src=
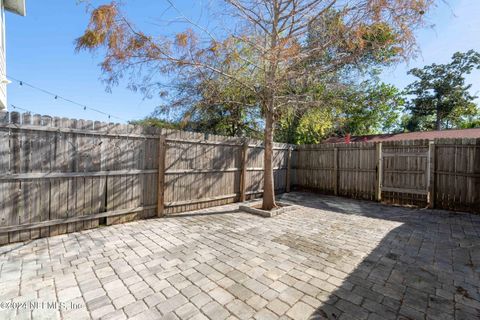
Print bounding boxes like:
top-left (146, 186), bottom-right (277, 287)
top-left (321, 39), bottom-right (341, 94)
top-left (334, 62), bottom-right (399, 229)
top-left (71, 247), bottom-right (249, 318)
top-left (293, 142), bottom-right (378, 200)
top-left (0, 111), bottom-right (478, 245)
top-left (0, 111), bottom-right (292, 245)
top-left (293, 138), bottom-right (480, 212)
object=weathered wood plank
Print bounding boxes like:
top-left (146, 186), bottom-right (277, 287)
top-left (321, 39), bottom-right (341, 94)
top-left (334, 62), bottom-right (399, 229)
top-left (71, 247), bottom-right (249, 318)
top-left (0, 123), bottom-right (158, 139)
top-left (375, 142), bottom-right (382, 201)
top-left (286, 147), bottom-right (292, 193)
top-left (3, 111), bottom-right (480, 245)
top-left (240, 141), bottom-right (248, 202)
top-left (157, 135), bottom-right (166, 217)
top-left (0, 111), bottom-right (10, 244)
top-left (0, 205), bottom-right (157, 233)
top-left (427, 141), bottom-right (435, 208)
top-left (9, 112), bottom-right (21, 243)
top-left (333, 147), bottom-right (338, 196)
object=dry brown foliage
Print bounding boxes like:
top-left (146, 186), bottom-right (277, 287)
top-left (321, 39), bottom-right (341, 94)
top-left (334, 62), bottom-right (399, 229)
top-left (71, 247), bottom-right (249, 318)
top-left (76, 0), bottom-right (435, 209)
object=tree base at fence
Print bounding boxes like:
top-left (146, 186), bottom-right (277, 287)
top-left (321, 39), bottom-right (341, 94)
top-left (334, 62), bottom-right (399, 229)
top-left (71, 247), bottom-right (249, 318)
top-left (239, 201), bottom-right (298, 218)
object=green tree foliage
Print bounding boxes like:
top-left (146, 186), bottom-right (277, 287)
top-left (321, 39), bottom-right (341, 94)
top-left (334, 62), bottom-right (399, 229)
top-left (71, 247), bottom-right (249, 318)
top-left (275, 79), bottom-right (404, 144)
top-left (405, 50), bottom-right (480, 131)
top-left (339, 81), bottom-right (404, 135)
top-left (275, 103), bottom-right (336, 144)
top-left (76, 0), bottom-right (433, 210)
top-left (294, 108), bottom-right (336, 144)
top-left (459, 117), bottom-right (480, 128)
top-left (274, 81), bottom-right (338, 144)
top-left (273, 12), bottom-right (406, 145)
top-left (143, 36), bottom-right (264, 138)
top-left (179, 104), bottom-right (263, 138)
top-left (129, 117), bottom-right (179, 129)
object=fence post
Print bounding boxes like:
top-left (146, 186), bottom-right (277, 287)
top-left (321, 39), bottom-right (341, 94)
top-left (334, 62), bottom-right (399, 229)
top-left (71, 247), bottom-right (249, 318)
top-left (285, 146), bottom-right (292, 193)
top-left (0, 112), bottom-right (9, 245)
top-left (240, 140), bottom-right (248, 202)
top-left (427, 140), bottom-right (435, 208)
top-left (333, 147), bottom-right (338, 195)
top-left (10, 112), bottom-right (21, 243)
top-left (475, 138), bottom-right (480, 210)
top-left (157, 135), bottom-right (167, 217)
top-left (375, 142), bottom-right (382, 201)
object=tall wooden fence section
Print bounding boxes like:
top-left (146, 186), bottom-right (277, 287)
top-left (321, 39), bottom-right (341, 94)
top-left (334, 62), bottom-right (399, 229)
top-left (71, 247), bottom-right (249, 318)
top-left (434, 138), bottom-right (480, 212)
top-left (293, 142), bottom-right (377, 200)
top-left (293, 139), bottom-right (480, 213)
top-left (0, 111), bottom-right (291, 245)
top-left (0, 110), bottom-right (478, 245)
top-left (160, 133), bottom-right (290, 215)
top-left (380, 140), bottom-right (431, 207)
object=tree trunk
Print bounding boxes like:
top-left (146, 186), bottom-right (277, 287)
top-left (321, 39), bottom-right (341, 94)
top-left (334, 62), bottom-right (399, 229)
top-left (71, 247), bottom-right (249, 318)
top-left (436, 105), bottom-right (442, 131)
top-left (262, 109), bottom-right (276, 210)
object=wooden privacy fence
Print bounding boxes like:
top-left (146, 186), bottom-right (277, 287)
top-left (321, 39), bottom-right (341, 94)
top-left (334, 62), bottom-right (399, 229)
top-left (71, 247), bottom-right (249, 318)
top-left (0, 111), bottom-right (291, 245)
top-left (293, 142), bottom-right (378, 200)
top-left (0, 110), bottom-right (478, 245)
top-left (293, 138), bottom-right (480, 212)
top-left (434, 138), bottom-right (480, 211)
top-left (159, 134), bottom-right (291, 214)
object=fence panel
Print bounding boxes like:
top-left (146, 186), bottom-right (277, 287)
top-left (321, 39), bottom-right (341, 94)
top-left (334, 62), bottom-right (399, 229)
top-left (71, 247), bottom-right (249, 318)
top-left (2, 110), bottom-right (478, 246)
top-left (0, 111), bottom-right (292, 244)
top-left (0, 111), bottom-right (158, 243)
top-left (294, 138), bottom-right (479, 213)
top-left (162, 131), bottom-right (242, 214)
top-left (272, 143), bottom-right (290, 192)
top-left (293, 144), bottom-right (335, 194)
top-left (337, 142), bottom-right (376, 200)
top-left (294, 142), bottom-right (376, 200)
top-left (381, 139), bottom-right (430, 206)
top-left (435, 138), bottom-right (480, 212)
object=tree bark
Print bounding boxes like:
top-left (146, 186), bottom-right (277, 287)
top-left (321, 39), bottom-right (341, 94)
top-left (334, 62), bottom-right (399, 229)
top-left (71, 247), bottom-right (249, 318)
top-left (435, 102), bottom-right (442, 130)
top-left (435, 111), bottom-right (441, 131)
top-left (261, 0), bottom-right (279, 211)
top-left (262, 109), bottom-right (276, 210)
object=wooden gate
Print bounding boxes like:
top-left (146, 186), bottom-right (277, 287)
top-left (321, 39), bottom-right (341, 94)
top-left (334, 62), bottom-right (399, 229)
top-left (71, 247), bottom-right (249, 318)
top-left (379, 140), bottom-right (434, 206)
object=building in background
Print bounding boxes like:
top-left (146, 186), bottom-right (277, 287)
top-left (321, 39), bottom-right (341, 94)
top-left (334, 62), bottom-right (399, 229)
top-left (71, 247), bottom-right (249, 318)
top-left (0, 0), bottom-right (26, 110)
top-left (323, 128), bottom-right (480, 144)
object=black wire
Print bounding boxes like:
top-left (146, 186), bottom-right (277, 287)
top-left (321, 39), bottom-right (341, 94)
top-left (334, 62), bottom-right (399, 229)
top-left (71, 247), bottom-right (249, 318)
top-left (10, 104), bottom-right (34, 114)
top-left (7, 76), bottom-right (128, 122)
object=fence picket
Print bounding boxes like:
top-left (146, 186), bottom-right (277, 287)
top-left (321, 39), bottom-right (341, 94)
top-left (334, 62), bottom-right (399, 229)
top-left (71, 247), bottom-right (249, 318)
top-left (0, 111), bottom-right (478, 245)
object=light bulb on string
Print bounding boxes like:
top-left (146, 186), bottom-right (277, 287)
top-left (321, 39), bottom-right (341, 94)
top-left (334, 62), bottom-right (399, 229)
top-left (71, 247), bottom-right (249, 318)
top-left (8, 76), bottom-right (129, 123)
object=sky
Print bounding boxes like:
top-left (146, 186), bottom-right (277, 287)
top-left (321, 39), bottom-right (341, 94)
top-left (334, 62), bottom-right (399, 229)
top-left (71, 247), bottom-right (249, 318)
top-left (5, 0), bottom-right (480, 123)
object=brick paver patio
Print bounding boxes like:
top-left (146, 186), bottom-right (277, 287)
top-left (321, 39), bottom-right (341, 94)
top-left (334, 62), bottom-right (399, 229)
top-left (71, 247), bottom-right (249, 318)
top-left (1, 192), bottom-right (479, 320)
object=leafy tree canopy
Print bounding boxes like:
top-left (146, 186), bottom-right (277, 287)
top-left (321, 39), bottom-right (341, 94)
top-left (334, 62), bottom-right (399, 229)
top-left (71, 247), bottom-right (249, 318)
top-left (76, 0), bottom-right (434, 209)
top-left (405, 50), bottom-right (480, 131)
top-left (275, 79), bottom-right (404, 144)
top-left (129, 117), bottom-right (179, 130)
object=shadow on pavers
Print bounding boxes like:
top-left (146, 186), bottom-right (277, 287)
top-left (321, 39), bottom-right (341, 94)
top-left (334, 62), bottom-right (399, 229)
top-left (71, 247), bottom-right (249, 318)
top-left (281, 192), bottom-right (480, 320)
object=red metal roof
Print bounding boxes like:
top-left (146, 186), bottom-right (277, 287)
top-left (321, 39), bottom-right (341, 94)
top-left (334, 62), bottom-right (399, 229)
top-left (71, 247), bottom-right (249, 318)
top-left (323, 128), bottom-right (480, 143)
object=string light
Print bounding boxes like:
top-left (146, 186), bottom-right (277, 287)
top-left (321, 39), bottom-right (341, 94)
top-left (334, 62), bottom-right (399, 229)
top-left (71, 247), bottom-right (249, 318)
top-left (7, 76), bottom-right (128, 122)
top-left (10, 104), bottom-right (34, 114)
